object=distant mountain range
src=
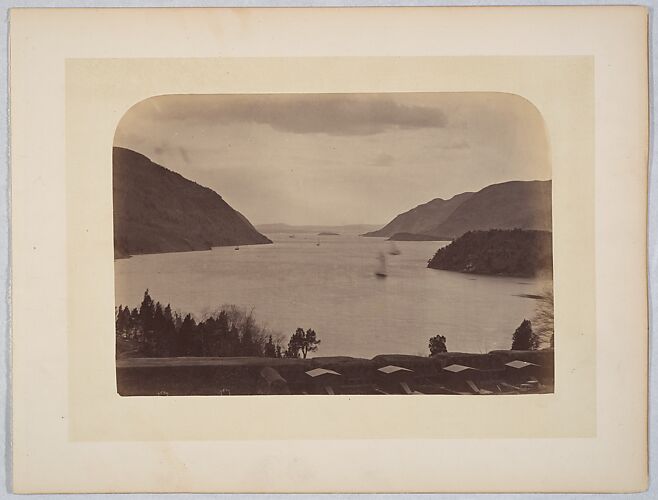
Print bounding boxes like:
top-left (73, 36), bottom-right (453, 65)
top-left (113, 147), bottom-right (271, 258)
top-left (363, 180), bottom-right (552, 240)
top-left (256, 223), bottom-right (382, 235)
top-left (113, 148), bottom-right (551, 259)
top-left (388, 232), bottom-right (446, 241)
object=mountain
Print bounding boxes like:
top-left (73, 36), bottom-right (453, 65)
top-left (427, 229), bottom-right (553, 278)
top-left (113, 147), bottom-right (271, 258)
top-left (426, 180), bottom-right (552, 237)
top-left (363, 180), bottom-right (551, 239)
top-left (256, 223), bottom-right (382, 235)
top-left (362, 192), bottom-right (473, 237)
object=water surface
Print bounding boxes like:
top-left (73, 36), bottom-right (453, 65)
top-left (115, 232), bottom-right (549, 357)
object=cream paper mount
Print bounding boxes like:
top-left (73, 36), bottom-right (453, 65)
top-left (10, 7), bottom-right (648, 493)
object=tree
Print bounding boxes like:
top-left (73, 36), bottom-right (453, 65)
top-left (163, 304), bottom-right (173, 324)
top-left (532, 288), bottom-right (554, 349)
top-left (116, 306), bottom-right (130, 337)
top-left (226, 325), bottom-right (240, 357)
top-left (200, 310), bottom-right (229, 357)
top-left (428, 334), bottom-right (448, 356)
top-left (138, 289), bottom-right (156, 341)
top-left (116, 305), bottom-right (123, 331)
top-left (143, 301), bottom-right (166, 356)
top-left (264, 335), bottom-right (276, 357)
top-left (287, 328), bottom-right (320, 359)
top-left (144, 301), bottom-right (177, 357)
top-left (239, 312), bottom-right (262, 357)
top-left (175, 313), bottom-right (197, 356)
top-left (116, 296), bottom-right (291, 360)
top-left (511, 319), bottom-right (533, 350)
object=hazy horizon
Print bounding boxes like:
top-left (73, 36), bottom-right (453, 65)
top-left (114, 93), bottom-right (550, 226)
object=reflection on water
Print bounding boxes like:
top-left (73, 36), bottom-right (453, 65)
top-left (114, 232), bottom-right (550, 358)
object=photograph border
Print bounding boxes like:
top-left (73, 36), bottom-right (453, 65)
top-left (66, 55), bottom-right (593, 442)
top-left (9, 7), bottom-right (648, 493)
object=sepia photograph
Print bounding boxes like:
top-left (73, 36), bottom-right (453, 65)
top-left (114, 92), bottom-right (555, 396)
top-left (9, 5), bottom-right (650, 494)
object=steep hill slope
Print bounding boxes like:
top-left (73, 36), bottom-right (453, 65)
top-left (362, 191), bottom-right (474, 238)
top-left (428, 180), bottom-right (552, 237)
top-left (364, 180), bottom-right (551, 240)
top-left (113, 147), bottom-right (271, 257)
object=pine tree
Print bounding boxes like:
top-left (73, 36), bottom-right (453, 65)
top-left (163, 304), bottom-right (173, 323)
top-left (115, 305), bottom-right (125, 336)
top-left (130, 308), bottom-right (140, 340)
top-left (120, 306), bottom-right (131, 336)
top-left (138, 289), bottom-right (156, 338)
top-left (227, 325), bottom-right (240, 356)
top-left (211, 310), bottom-right (229, 356)
top-left (175, 313), bottom-right (197, 356)
top-left (264, 335), bottom-right (276, 357)
top-left (511, 319), bottom-right (533, 350)
top-left (147, 302), bottom-right (166, 356)
top-left (428, 334), bottom-right (448, 356)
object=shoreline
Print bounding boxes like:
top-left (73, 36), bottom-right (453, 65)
top-left (114, 239), bottom-right (274, 260)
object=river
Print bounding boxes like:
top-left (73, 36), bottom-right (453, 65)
top-left (114, 231), bottom-right (550, 358)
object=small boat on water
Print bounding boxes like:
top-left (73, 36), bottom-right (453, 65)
top-left (375, 252), bottom-right (388, 278)
top-left (234, 247), bottom-right (240, 251)
top-left (388, 242), bottom-right (401, 256)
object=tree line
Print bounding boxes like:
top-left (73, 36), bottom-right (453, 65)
top-left (116, 290), bottom-right (320, 359)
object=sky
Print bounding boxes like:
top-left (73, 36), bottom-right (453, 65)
top-left (114, 93), bottom-right (550, 226)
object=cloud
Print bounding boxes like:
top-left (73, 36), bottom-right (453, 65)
top-left (114, 92), bottom-right (550, 226)
top-left (127, 94), bottom-right (448, 137)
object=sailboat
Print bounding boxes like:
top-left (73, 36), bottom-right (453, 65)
top-left (388, 242), bottom-right (401, 256)
top-left (375, 252), bottom-right (388, 278)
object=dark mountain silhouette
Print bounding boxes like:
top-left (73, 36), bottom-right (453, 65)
top-left (363, 180), bottom-right (551, 239)
top-left (427, 229), bottom-right (553, 278)
top-left (427, 180), bottom-right (552, 237)
top-left (256, 223), bottom-right (381, 234)
top-left (113, 147), bottom-right (271, 258)
top-left (363, 192), bottom-right (473, 237)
